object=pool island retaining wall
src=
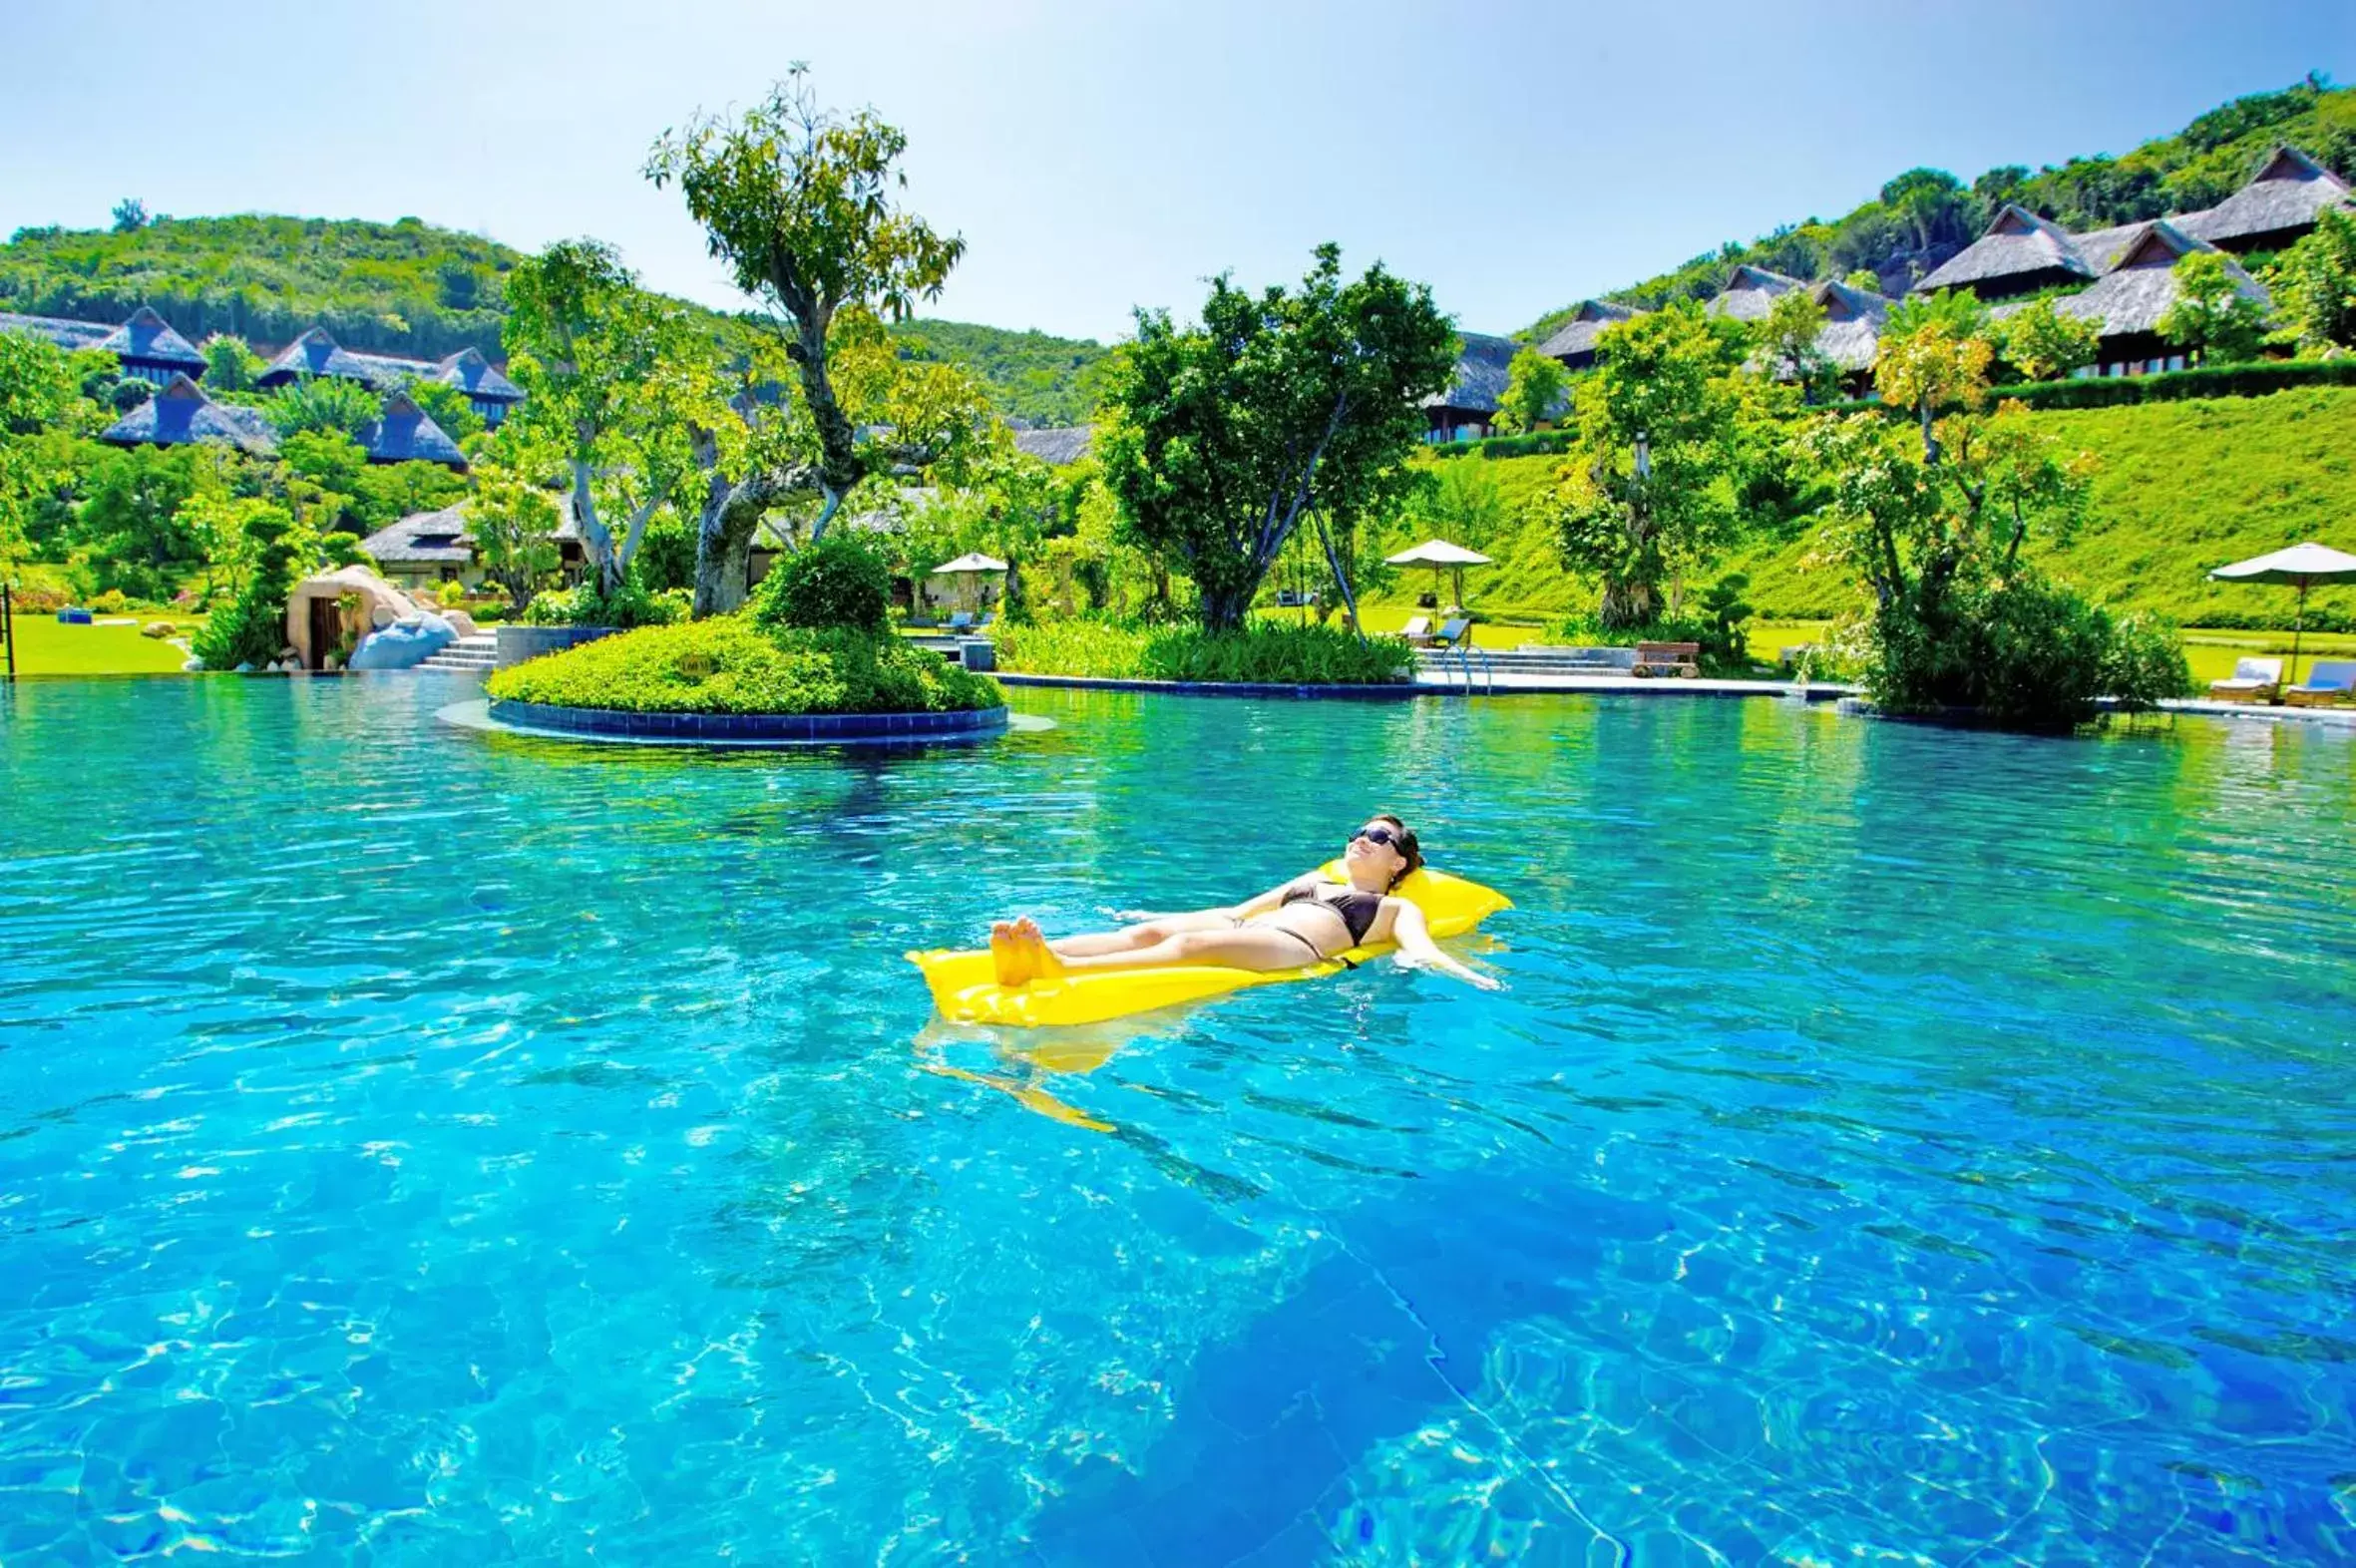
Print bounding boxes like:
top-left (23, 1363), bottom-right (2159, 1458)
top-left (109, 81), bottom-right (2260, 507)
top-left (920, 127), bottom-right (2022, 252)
top-left (485, 697), bottom-right (1009, 742)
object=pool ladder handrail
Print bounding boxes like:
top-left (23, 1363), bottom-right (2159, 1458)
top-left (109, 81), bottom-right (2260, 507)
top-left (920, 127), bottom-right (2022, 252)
top-left (1442, 639), bottom-right (1492, 695)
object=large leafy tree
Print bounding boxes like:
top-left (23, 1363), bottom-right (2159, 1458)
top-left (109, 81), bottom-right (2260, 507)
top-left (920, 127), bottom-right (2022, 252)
top-left (648, 68), bottom-right (980, 613)
top-left (1995, 296), bottom-right (2100, 382)
top-left (1754, 287), bottom-right (1838, 403)
top-left (2158, 250), bottom-right (2269, 365)
top-left (1492, 346), bottom-right (1568, 434)
top-left (2269, 205), bottom-right (2356, 350)
top-left (1532, 302), bottom-right (1751, 627)
top-left (1875, 289), bottom-right (1994, 463)
top-left (1098, 243), bottom-right (1455, 630)
top-left (0, 333), bottom-right (84, 574)
top-left (503, 238), bottom-right (711, 596)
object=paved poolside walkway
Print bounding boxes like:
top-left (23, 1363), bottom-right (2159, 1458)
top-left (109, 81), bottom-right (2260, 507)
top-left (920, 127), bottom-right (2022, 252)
top-left (991, 671), bottom-right (1851, 701)
top-left (2151, 697), bottom-right (2356, 728)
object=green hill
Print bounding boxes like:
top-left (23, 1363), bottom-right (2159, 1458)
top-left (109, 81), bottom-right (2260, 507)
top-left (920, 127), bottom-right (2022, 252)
top-left (0, 212), bottom-right (1107, 426)
top-left (1385, 387), bottom-right (2356, 629)
top-left (1525, 76), bottom-right (2356, 339)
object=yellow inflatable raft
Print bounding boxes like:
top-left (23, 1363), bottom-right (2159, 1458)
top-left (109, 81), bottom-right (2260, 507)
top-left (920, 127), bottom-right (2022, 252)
top-left (906, 865), bottom-right (1510, 1028)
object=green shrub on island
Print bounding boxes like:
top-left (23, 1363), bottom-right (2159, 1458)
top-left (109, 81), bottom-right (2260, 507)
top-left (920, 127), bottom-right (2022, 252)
top-left (523, 580), bottom-right (687, 628)
top-left (487, 617), bottom-right (1000, 715)
top-left (1863, 574), bottom-right (2192, 727)
top-left (750, 534), bottom-right (892, 634)
top-left (994, 619), bottom-right (1412, 684)
top-left (193, 510), bottom-right (298, 670)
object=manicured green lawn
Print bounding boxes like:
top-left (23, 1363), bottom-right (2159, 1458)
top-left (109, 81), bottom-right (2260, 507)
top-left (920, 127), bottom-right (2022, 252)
top-left (7, 616), bottom-right (195, 675)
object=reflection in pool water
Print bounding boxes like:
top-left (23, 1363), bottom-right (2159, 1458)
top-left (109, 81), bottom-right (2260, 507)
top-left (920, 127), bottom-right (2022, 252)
top-left (2, 673), bottom-right (2352, 1562)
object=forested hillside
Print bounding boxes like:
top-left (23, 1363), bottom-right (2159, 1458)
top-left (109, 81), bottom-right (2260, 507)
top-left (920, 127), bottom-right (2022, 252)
top-left (1379, 388), bottom-right (2356, 628)
top-left (1524, 76), bottom-right (2356, 339)
top-left (0, 212), bottom-right (1106, 425)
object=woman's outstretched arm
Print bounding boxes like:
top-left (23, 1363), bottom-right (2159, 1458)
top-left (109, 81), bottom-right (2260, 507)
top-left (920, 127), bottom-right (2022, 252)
top-left (1385, 900), bottom-right (1502, 991)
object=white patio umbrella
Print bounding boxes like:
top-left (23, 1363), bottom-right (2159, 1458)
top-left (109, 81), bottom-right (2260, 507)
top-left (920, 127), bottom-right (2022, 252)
top-left (2208, 542), bottom-right (2356, 688)
top-left (927, 553), bottom-right (1007, 614)
top-left (1384, 539), bottom-right (1492, 613)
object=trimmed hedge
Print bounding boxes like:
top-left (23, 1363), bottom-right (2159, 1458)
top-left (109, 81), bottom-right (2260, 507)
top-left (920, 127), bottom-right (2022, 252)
top-left (1812, 358), bottom-right (2356, 420)
top-left (995, 618), bottom-right (1414, 684)
top-left (1425, 430), bottom-right (1575, 462)
top-left (486, 617), bottom-right (1001, 715)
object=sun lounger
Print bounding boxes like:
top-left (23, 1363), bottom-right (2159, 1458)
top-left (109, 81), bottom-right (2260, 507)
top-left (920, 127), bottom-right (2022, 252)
top-left (1427, 616), bottom-right (1471, 651)
top-left (945, 610), bottom-right (975, 633)
top-left (1632, 640), bottom-right (1701, 678)
top-left (1398, 614), bottom-right (1433, 645)
top-left (2206, 656), bottom-right (2282, 703)
top-left (2284, 659), bottom-right (2356, 707)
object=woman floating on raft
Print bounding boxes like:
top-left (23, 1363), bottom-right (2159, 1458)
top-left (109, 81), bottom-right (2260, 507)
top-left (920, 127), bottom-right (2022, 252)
top-left (988, 815), bottom-right (1502, 992)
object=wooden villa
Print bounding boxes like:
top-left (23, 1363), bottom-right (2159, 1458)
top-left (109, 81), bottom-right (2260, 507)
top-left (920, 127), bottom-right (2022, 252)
top-left (0, 311), bottom-right (115, 354)
top-left (1423, 332), bottom-right (1523, 442)
top-left (425, 347), bottom-right (524, 428)
top-left (1916, 204), bottom-right (2103, 299)
top-left (97, 374), bottom-right (276, 455)
top-left (2053, 220), bottom-right (2271, 378)
top-left (1537, 299), bottom-right (1643, 372)
top-left (96, 306), bottom-right (208, 384)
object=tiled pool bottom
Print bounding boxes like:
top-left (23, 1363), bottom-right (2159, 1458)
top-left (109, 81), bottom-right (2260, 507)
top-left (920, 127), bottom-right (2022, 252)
top-left (1, 674), bottom-right (2351, 1562)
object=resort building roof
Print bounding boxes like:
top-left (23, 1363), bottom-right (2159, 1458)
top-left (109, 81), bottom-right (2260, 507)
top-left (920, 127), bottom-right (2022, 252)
top-left (1915, 205), bottom-right (2097, 297)
top-left (355, 389), bottom-right (467, 468)
top-left (1705, 265), bottom-right (1806, 323)
top-left (256, 327), bottom-right (382, 387)
top-left (98, 373), bottom-right (276, 455)
top-left (2055, 220), bottom-right (2270, 341)
top-left (1809, 277), bottom-right (1893, 372)
top-left (2177, 146), bottom-right (2352, 251)
top-left (432, 347), bottom-right (524, 406)
top-left (359, 504), bottom-right (475, 565)
top-left (1537, 299), bottom-right (1643, 367)
top-left (0, 311), bottom-right (114, 353)
top-left (97, 306), bottom-right (206, 376)
top-left (1426, 331), bottom-right (1522, 416)
top-left (1012, 425), bottom-right (1094, 466)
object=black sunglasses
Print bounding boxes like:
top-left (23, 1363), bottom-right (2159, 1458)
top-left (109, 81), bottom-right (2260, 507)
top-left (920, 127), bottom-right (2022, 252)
top-left (1351, 826), bottom-right (1401, 849)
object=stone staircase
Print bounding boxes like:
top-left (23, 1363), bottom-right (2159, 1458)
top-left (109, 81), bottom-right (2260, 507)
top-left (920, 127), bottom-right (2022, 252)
top-left (416, 632), bottom-right (499, 673)
top-left (1416, 644), bottom-right (1638, 679)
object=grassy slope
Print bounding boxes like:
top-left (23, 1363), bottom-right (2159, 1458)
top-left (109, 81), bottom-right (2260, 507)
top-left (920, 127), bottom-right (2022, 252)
top-left (1382, 387), bottom-right (2356, 629)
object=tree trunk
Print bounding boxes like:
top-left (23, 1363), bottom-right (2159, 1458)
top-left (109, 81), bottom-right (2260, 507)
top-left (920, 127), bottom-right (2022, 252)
top-left (1598, 577), bottom-right (1657, 629)
top-left (1198, 582), bottom-right (1254, 632)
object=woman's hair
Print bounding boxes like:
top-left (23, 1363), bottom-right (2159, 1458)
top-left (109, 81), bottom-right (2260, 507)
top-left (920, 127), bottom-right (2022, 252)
top-left (1372, 813), bottom-right (1423, 888)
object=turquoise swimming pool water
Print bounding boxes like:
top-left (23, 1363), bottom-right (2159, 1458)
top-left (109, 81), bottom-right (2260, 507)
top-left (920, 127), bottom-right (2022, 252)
top-left (2, 675), bottom-right (2352, 1563)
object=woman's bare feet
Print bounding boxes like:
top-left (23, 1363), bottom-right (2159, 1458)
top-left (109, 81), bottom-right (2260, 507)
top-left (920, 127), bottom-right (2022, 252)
top-left (989, 920), bottom-right (1030, 987)
top-left (1013, 917), bottom-right (1066, 982)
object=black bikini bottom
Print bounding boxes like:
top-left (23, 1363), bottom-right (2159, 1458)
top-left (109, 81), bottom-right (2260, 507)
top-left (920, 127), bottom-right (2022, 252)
top-left (1237, 917), bottom-right (1354, 968)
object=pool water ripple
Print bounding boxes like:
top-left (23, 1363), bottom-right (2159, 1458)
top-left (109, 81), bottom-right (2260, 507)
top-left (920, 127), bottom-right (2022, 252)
top-left (3, 675), bottom-right (2353, 1562)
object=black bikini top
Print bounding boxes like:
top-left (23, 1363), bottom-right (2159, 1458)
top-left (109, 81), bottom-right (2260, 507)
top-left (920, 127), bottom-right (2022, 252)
top-left (1283, 880), bottom-right (1383, 945)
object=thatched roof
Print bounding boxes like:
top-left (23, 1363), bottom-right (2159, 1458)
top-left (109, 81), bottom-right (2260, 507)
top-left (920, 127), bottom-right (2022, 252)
top-left (1425, 331), bottom-right (1521, 414)
top-left (346, 350), bottom-right (440, 392)
top-left (435, 347), bottom-right (523, 404)
top-left (1012, 425), bottom-right (1093, 466)
top-left (98, 306), bottom-right (205, 372)
top-left (356, 389), bottom-right (466, 467)
top-left (0, 311), bottom-right (113, 353)
top-left (360, 504), bottom-right (475, 565)
top-left (2178, 146), bottom-right (2351, 247)
top-left (98, 374), bottom-right (276, 454)
top-left (2055, 221), bottom-right (2270, 339)
top-left (1705, 265), bottom-right (1805, 322)
top-left (1537, 299), bottom-right (1642, 364)
top-left (257, 327), bottom-right (380, 386)
top-left (1808, 278), bottom-right (1892, 372)
top-left (2065, 222), bottom-right (2147, 276)
top-left (1916, 205), bottom-right (2093, 295)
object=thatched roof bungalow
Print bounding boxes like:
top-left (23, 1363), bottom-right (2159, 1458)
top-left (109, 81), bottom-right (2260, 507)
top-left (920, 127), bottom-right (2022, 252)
top-left (96, 306), bottom-right (207, 385)
top-left (1705, 265), bottom-right (1804, 322)
top-left (431, 347), bottom-right (524, 426)
top-left (2055, 220), bottom-right (2271, 376)
top-left (2179, 146), bottom-right (2352, 253)
top-left (355, 389), bottom-right (466, 468)
top-left (98, 374), bottom-right (276, 455)
top-left (0, 311), bottom-right (114, 353)
top-left (1915, 205), bottom-right (2099, 299)
top-left (357, 504), bottom-right (476, 587)
top-left (1424, 331), bottom-right (1522, 441)
top-left (1809, 278), bottom-right (1892, 381)
top-left (255, 327), bottom-right (384, 389)
top-left (1537, 299), bottom-right (1643, 371)
top-left (1012, 425), bottom-right (1094, 466)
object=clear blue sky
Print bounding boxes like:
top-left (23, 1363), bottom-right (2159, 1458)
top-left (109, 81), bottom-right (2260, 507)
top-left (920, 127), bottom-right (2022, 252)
top-left (2, 1), bottom-right (2348, 342)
